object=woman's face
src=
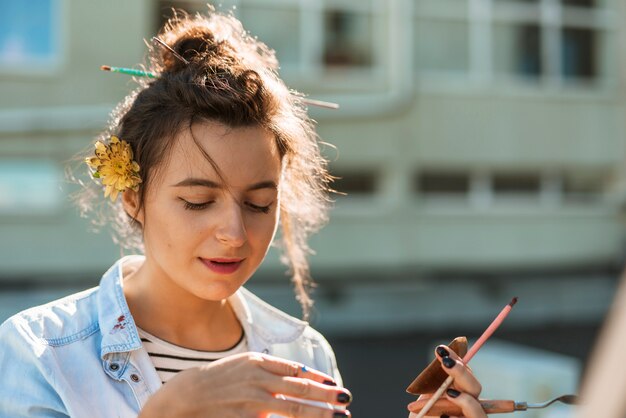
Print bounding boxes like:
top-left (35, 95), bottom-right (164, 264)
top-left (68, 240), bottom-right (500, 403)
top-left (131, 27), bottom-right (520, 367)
top-left (127, 121), bottom-right (282, 301)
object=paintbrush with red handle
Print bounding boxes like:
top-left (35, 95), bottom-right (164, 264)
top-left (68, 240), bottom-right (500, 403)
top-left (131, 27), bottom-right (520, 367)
top-left (411, 297), bottom-right (519, 418)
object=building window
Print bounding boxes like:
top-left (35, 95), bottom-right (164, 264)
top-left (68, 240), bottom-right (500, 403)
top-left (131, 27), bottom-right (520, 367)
top-left (323, 9), bottom-right (373, 69)
top-left (331, 169), bottom-right (379, 196)
top-left (562, 0), bottom-right (595, 7)
top-left (493, 23), bottom-right (542, 78)
top-left (561, 27), bottom-right (596, 78)
top-left (562, 171), bottom-right (605, 203)
top-left (415, 169), bottom-right (606, 208)
top-left (492, 172), bottom-right (541, 195)
top-left (415, 0), bottom-right (614, 86)
top-left (415, 171), bottom-right (470, 195)
top-left (0, 0), bottom-right (62, 72)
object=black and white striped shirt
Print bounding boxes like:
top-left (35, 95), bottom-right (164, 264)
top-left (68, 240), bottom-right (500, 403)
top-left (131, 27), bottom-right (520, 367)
top-left (138, 328), bottom-right (247, 384)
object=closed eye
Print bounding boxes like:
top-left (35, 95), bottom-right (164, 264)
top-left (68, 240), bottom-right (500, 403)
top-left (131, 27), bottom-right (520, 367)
top-left (181, 199), bottom-right (214, 211)
top-left (246, 202), bottom-right (271, 214)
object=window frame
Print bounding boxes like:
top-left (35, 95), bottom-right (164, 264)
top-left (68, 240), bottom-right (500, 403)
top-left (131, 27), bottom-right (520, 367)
top-left (0, 0), bottom-right (66, 76)
top-left (414, 0), bottom-right (619, 94)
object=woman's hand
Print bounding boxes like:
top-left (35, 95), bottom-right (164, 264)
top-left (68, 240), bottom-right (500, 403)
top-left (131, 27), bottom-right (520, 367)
top-left (408, 345), bottom-right (486, 418)
top-left (139, 352), bottom-right (352, 418)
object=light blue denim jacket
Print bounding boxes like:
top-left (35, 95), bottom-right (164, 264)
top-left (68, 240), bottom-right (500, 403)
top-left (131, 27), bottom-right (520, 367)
top-left (0, 256), bottom-right (341, 417)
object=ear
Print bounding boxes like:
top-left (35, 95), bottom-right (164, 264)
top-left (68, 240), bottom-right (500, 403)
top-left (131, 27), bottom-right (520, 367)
top-left (121, 189), bottom-right (144, 226)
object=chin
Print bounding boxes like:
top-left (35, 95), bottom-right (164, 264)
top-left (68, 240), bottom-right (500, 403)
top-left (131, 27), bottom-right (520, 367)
top-left (195, 280), bottom-right (243, 301)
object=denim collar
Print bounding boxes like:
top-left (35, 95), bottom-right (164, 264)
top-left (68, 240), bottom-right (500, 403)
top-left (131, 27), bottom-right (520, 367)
top-left (230, 286), bottom-right (307, 352)
top-left (97, 256), bottom-right (307, 358)
top-left (98, 256), bottom-right (143, 357)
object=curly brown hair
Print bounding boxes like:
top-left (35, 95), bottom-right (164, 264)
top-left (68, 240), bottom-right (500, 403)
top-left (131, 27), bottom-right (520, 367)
top-left (75, 7), bottom-right (333, 318)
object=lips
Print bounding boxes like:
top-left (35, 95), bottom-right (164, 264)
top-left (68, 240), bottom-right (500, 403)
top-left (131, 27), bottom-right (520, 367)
top-left (200, 257), bottom-right (244, 275)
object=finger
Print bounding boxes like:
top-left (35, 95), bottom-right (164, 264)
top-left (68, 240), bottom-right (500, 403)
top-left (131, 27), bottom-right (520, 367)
top-left (254, 353), bottom-right (337, 385)
top-left (407, 396), bottom-right (464, 417)
top-left (266, 376), bottom-right (352, 406)
top-left (445, 388), bottom-right (487, 418)
top-left (265, 396), bottom-right (351, 418)
top-left (435, 346), bottom-right (482, 397)
top-left (435, 345), bottom-right (466, 364)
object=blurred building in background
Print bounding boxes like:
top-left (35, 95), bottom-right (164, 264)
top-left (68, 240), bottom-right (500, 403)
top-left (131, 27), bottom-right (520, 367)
top-left (1, 0), bottom-right (625, 416)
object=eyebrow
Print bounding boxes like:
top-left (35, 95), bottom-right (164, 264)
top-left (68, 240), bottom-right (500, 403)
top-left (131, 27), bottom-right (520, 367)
top-left (171, 178), bottom-right (278, 191)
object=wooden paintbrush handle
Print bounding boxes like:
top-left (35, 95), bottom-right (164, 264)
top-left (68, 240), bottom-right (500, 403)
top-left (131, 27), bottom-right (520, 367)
top-left (409, 398), bottom-right (516, 415)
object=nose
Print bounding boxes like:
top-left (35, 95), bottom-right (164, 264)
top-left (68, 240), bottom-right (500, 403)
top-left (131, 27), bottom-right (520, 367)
top-left (215, 201), bottom-right (247, 248)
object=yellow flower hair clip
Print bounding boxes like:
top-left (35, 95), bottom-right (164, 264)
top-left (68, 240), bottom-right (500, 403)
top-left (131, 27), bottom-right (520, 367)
top-left (85, 136), bottom-right (141, 202)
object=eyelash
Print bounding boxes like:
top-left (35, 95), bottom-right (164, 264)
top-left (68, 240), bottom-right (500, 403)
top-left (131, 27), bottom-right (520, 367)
top-left (182, 200), bottom-right (212, 211)
top-left (247, 203), bottom-right (272, 214)
top-left (181, 199), bottom-right (271, 214)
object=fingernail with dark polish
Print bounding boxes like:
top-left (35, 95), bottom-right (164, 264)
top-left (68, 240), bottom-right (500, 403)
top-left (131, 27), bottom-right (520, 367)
top-left (323, 380), bottom-right (337, 386)
top-left (333, 412), bottom-right (349, 418)
top-left (441, 415), bottom-right (450, 418)
top-left (337, 392), bottom-right (352, 404)
top-left (442, 357), bottom-right (456, 369)
top-left (447, 389), bottom-right (461, 398)
top-left (436, 346), bottom-right (449, 358)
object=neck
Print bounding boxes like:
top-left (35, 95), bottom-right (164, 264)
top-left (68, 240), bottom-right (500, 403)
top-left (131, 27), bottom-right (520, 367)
top-left (122, 257), bottom-right (243, 351)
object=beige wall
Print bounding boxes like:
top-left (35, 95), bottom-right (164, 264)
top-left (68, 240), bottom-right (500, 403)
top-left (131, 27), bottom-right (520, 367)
top-left (1, 0), bottom-right (625, 280)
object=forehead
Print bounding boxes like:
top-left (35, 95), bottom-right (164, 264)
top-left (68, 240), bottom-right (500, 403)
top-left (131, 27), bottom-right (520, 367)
top-left (164, 121), bottom-right (282, 187)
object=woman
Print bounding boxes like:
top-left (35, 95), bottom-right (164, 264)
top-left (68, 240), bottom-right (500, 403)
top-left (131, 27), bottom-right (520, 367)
top-left (0, 8), bottom-right (486, 418)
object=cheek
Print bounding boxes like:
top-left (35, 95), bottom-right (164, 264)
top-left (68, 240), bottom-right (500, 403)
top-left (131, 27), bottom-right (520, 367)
top-left (143, 216), bottom-right (172, 251)
top-left (143, 204), bottom-right (196, 252)
top-left (247, 213), bottom-right (279, 246)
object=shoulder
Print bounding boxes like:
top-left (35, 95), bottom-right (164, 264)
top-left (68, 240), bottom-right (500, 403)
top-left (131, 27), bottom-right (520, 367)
top-left (299, 325), bottom-right (342, 384)
top-left (0, 286), bottom-right (100, 347)
top-left (301, 325), bottom-right (334, 352)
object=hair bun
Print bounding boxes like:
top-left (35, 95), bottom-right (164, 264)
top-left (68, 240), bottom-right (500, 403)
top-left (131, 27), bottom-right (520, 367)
top-left (159, 25), bottom-right (228, 73)
top-left (152, 8), bottom-right (279, 75)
